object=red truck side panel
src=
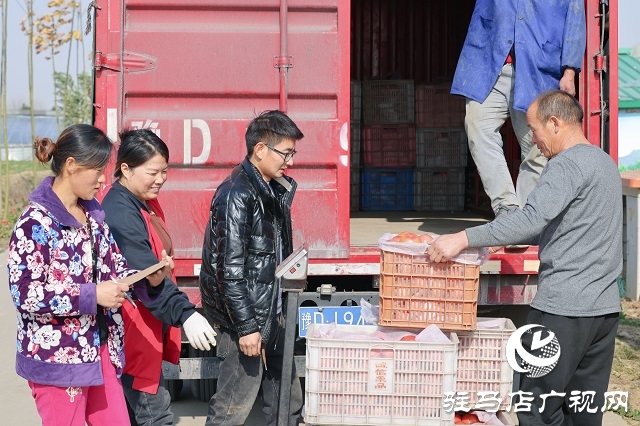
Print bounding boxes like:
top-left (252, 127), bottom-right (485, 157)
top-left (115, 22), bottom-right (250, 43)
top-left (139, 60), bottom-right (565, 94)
top-left (94, 0), bottom-right (351, 277)
top-left (93, 0), bottom-right (615, 286)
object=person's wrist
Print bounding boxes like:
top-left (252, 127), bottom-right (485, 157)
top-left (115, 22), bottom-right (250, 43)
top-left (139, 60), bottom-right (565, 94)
top-left (562, 67), bottom-right (576, 78)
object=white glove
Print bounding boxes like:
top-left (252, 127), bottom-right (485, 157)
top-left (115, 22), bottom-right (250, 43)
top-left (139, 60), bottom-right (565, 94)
top-left (183, 312), bottom-right (217, 351)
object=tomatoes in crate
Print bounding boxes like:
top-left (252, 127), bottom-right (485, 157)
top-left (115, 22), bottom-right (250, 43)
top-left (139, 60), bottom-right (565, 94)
top-left (389, 231), bottom-right (434, 243)
top-left (454, 412), bottom-right (480, 424)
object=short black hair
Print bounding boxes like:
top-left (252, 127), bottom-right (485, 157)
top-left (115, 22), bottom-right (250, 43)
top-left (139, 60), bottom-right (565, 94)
top-left (115, 129), bottom-right (169, 179)
top-left (535, 90), bottom-right (583, 125)
top-left (245, 110), bottom-right (304, 156)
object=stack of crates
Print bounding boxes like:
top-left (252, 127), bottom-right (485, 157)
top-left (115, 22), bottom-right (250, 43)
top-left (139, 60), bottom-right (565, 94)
top-left (350, 80), bottom-right (469, 212)
top-left (303, 239), bottom-right (516, 425)
top-left (376, 242), bottom-right (515, 423)
top-left (414, 83), bottom-right (467, 211)
top-left (360, 80), bottom-right (415, 211)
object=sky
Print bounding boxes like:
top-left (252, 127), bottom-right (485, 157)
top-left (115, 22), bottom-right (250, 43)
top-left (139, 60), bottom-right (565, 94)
top-left (2, 0), bottom-right (640, 111)
top-left (4, 0), bottom-right (90, 111)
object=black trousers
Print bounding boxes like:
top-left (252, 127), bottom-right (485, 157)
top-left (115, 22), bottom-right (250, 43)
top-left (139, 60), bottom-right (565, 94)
top-left (516, 308), bottom-right (619, 426)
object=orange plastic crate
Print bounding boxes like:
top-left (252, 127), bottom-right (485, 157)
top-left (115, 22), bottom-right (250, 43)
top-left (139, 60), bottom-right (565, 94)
top-left (379, 250), bottom-right (479, 330)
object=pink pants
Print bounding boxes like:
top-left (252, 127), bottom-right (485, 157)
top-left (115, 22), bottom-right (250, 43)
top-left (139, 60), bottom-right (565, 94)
top-left (28, 344), bottom-right (130, 426)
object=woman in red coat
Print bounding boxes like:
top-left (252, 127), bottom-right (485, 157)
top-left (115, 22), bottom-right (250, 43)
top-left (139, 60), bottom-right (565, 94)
top-left (101, 129), bottom-right (216, 425)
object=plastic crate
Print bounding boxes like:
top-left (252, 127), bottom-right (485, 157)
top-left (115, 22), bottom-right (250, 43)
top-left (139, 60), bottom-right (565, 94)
top-left (351, 81), bottom-right (362, 124)
top-left (456, 318), bottom-right (516, 410)
top-left (362, 125), bottom-right (416, 167)
top-left (351, 167), bottom-right (360, 212)
top-left (379, 250), bottom-right (479, 330)
top-left (351, 124), bottom-right (361, 166)
top-left (305, 323), bottom-right (459, 425)
top-left (363, 80), bottom-right (415, 125)
top-left (414, 167), bottom-right (465, 211)
top-left (456, 412), bottom-right (515, 425)
top-left (361, 168), bottom-right (414, 211)
top-left (416, 128), bottom-right (468, 168)
top-left (415, 83), bottom-right (465, 128)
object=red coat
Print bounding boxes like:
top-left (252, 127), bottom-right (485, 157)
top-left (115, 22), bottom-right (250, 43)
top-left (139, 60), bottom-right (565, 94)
top-left (101, 184), bottom-right (194, 395)
top-left (122, 199), bottom-right (181, 394)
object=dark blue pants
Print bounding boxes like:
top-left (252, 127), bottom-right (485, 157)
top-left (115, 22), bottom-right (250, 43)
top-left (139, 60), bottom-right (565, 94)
top-left (205, 318), bottom-right (303, 426)
top-left (517, 308), bottom-right (619, 426)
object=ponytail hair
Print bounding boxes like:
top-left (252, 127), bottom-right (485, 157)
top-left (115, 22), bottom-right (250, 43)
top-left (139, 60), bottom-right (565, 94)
top-left (34, 124), bottom-right (113, 176)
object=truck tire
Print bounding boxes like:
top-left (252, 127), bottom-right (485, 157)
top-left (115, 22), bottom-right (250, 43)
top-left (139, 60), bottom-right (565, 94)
top-left (188, 346), bottom-right (217, 402)
top-left (164, 379), bottom-right (183, 402)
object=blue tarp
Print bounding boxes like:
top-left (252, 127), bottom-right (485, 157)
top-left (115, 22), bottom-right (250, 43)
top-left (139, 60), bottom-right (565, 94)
top-left (0, 114), bottom-right (59, 145)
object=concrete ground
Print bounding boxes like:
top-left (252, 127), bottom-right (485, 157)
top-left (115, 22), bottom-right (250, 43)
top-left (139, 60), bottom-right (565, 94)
top-left (0, 250), bottom-right (630, 425)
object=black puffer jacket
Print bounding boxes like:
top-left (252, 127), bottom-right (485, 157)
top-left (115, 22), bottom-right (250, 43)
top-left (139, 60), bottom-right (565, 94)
top-left (199, 158), bottom-right (296, 344)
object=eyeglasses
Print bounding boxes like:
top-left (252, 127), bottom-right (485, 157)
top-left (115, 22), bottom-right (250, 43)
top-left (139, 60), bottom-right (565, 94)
top-left (265, 144), bottom-right (297, 162)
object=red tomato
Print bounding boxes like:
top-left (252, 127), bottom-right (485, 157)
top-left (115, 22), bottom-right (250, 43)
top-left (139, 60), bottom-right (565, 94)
top-left (461, 413), bottom-right (480, 424)
top-left (400, 335), bottom-right (416, 341)
top-left (454, 413), bottom-right (462, 424)
top-left (419, 233), bottom-right (434, 243)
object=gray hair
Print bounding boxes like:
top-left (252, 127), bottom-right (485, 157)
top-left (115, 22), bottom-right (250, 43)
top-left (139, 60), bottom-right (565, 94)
top-left (535, 90), bottom-right (583, 125)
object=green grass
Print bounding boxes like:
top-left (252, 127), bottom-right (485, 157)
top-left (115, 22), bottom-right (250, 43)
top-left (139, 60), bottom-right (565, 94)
top-left (620, 311), bottom-right (640, 328)
top-left (0, 205), bottom-right (22, 241)
top-left (615, 404), bottom-right (640, 421)
top-left (0, 160), bottom-right (49, 176)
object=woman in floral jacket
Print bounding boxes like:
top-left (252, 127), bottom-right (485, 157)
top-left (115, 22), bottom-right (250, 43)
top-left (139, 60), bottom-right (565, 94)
top-left (6, 124), bottom-right (168, 426)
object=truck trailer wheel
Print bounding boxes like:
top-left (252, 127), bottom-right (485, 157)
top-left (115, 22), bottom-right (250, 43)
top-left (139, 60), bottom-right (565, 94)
top-left (188, 346), bottom-right (217, 402)
top-left (164, 379), bottom-right (183, 401)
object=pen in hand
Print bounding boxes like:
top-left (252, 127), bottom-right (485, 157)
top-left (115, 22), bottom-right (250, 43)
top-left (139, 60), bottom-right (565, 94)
top-left (113, 278), bottom-right (137, 308)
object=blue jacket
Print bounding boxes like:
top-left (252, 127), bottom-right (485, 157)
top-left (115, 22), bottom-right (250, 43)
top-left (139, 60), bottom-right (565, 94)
top-left (451, 0), bottom-right (586, 112)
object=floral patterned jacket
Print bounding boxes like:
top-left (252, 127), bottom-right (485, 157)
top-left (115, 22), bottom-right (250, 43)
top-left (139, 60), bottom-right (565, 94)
top-left (7, 176), bottom-right (154, 387)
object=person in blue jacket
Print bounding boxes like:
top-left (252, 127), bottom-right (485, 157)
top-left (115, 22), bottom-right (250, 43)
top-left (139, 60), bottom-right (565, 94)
top-left (451, 0), bottom-right (586, 220)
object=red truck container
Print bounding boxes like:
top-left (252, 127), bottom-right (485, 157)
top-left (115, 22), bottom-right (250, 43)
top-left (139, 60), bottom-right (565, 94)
top-left (92, 0), bottom-right (617, 398)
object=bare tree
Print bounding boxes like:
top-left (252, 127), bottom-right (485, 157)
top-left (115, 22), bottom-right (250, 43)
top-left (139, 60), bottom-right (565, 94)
top-left (32, 0), bottom-right (77, 129)
top-left (20, 0), bottom-right (37, 186)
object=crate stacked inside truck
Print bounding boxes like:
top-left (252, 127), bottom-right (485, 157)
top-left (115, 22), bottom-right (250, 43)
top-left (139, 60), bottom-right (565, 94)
top-left (414, 83), bottom-right (467, 211)
top-left (350, 80), bottom-right (468, 212)
top-left (357, 80), bottom-right (416, 211)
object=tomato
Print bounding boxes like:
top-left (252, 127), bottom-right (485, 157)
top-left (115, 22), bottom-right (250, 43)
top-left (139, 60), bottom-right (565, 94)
top-left (400, 335), bottom-right (416, 341)
top-left (419, 233), bottom-right (434, 243)
top-left (454, 413), bottom-right (462, 424)
top-left (461, 413), bottom-right (480, 424)
top-left (390, 235), bottom-right (403, 242)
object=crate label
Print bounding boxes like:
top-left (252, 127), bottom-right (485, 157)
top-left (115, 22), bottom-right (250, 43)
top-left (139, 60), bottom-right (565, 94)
top-left (368, 349), bottom-right (394, 394)
top-left (298, 306), bottom-right (371, 338)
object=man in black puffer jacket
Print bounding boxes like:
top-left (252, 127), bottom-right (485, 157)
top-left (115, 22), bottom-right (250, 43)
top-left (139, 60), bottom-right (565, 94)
top-left (199, 110), bottom-right (304, 426)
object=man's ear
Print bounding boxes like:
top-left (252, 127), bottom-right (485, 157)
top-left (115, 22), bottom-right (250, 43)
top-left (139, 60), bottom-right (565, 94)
top-left (254, 141), bottom-right (266, 160)
top-left (549, 116), bottom-right (561, 133)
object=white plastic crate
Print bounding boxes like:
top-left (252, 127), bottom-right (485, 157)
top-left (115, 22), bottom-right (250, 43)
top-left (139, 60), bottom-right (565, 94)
top-left (455, 318), bottom-right (516, 410)
top-left (305, 324), bottom-right (459, 425)
top-left (454, 411), bottom-right (515, 425)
